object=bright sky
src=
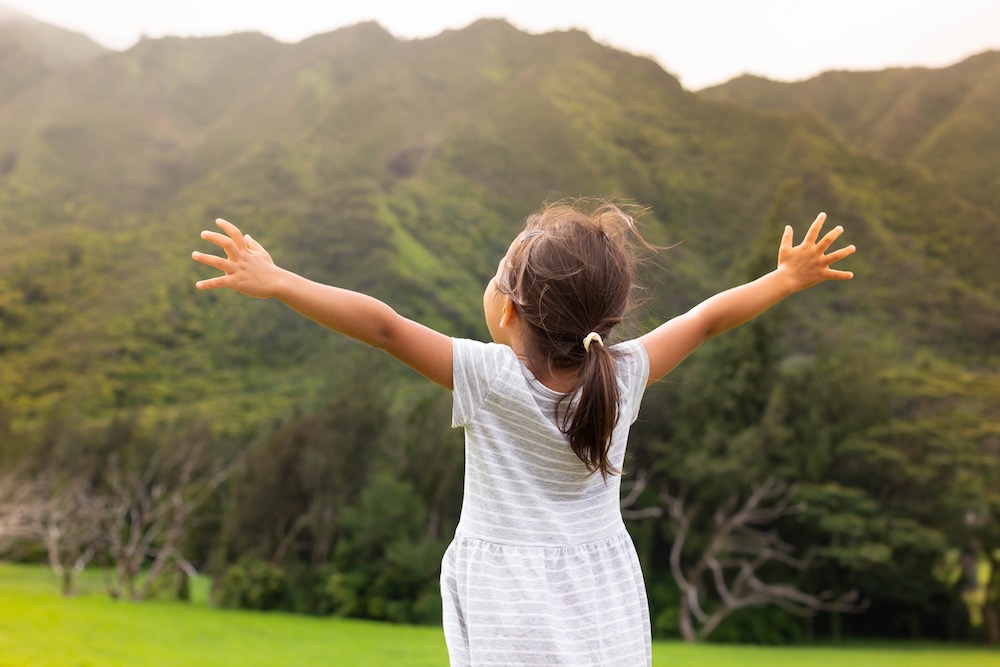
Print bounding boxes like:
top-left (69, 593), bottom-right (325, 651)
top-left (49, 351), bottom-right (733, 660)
top-left (5, 0), bottom-right (1000, 90)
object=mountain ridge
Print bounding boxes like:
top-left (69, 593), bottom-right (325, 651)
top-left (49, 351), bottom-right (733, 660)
top-left (700, 50), bottom-right (1000, 210)
top-left (0, 14), bottom-right (995, 434)
top-left (0, 3), bottom-right (107, 103)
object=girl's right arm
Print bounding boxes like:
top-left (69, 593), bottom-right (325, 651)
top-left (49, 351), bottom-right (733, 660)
top-left (639, 213), bottom-right (855, 386)
top-left (193, 219), bottom-right (454, 389)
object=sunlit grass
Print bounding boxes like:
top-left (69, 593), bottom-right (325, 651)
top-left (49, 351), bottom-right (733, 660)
top-left (1, 563), bottom-right (997, 667)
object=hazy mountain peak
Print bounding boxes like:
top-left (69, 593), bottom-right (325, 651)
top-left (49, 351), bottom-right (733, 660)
top-left (0, 3), bottom-right (30, 22)
top-left (298, 20), bottom-right (396, 50)
top-left (0, 4), bottom-right (107, 104)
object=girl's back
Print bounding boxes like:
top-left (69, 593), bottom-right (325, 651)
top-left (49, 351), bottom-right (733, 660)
top-left (451, 338), bottom-right (648, 547)
top-left (443, 337), bottom-right (652, 666)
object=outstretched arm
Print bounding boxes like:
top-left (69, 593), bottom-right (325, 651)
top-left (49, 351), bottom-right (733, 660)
top-left (639, 213), bottom-right (855, 385)
top-left (192, 219), bottom-right (453, 389)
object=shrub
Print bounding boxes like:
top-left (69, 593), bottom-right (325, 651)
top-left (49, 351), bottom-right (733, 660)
top-left (218, 558), bottom-right (290, 611)
top-left (706, 605), bottom-right (807, 645)
top-left (325, 569), bottom-right (371, 618)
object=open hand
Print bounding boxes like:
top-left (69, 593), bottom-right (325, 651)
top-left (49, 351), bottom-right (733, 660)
top-left (192, 218), bottom-right (279, 298)
top-left (777, 213), bottom-right (856, 291)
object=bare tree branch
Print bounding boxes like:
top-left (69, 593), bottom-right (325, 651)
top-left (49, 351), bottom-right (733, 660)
top-left (0, 470), bottom-right (45, 553)
top-left (102, 443), bottom-right (241, 601)
top-left (621, 470), bottom-right (664, 520)
top-left (622, 470), bottom-right (865, 642)
top-left (41, 479), bottom-right (110, 595)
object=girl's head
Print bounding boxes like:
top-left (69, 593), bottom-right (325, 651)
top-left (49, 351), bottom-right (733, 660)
top-left (485, 198), bottom-right (650, 479)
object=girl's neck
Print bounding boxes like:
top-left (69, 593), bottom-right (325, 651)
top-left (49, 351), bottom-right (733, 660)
top-left (534, 367), bottom-right (579, 393)
top-left (513, 342), bottom-right (579, 393)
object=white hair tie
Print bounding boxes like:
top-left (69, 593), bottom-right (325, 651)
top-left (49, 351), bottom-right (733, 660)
top-left (583, 332), bottom-right (604, 353)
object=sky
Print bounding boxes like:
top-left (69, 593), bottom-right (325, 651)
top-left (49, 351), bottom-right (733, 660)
top-left (4, 0), bottom-right (1000, 90)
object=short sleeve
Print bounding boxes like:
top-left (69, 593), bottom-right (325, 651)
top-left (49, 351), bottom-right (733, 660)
top-left (612, 340), bottom-right (650, 425)
top-left (452, 338), bottom-right (511, 428)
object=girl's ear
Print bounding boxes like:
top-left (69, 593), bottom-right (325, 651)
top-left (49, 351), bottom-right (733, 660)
top-left (499, 296), bottom-right (518, 328)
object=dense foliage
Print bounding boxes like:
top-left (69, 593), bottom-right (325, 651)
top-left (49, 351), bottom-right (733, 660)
top-left (0, 13), bottom-right (996, 642)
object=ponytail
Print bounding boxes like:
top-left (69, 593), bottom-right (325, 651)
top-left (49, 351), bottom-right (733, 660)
top-left (558, 332), bottom-right (621, 481)
top-left (496, 198), bottom-right (653, 481)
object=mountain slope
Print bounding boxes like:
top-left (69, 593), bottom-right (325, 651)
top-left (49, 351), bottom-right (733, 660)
top-left (699, 51), bottom-right (1000, 210)
top-left (0, 18), bottom-right (996, 434)
top-left (0, 4), bottom-right (107, 104)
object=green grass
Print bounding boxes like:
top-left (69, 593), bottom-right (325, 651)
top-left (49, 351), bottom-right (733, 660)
top-left (1, 563), bottom-right (997, 666)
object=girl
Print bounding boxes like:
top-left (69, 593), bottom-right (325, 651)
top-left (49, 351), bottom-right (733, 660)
top-left (193, 200), bottom-right (855, 666)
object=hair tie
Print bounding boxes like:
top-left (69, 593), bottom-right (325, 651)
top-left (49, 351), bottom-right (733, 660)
top-left (583, 332), bottom-right (604, 353)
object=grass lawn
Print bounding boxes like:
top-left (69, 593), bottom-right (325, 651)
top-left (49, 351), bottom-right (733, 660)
top-left (1, 563), bottom-right (997, 666)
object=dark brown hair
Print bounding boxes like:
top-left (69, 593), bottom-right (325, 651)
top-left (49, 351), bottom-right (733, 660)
top-left (495, 198), bottom-right (650, 480)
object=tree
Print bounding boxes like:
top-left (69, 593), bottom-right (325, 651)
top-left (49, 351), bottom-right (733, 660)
top-left (40, 478), bottom-right (108, 595)
top-left (331, 471), bottom-right (444, 623)
top-left (623, 474), bottom-right (863, 641)
top-left (0, 469), bottom-right (43, 555)
top-left (103, 429), bottom-right (238, 600)
top-left (227, 356), bottom-right (392, 570)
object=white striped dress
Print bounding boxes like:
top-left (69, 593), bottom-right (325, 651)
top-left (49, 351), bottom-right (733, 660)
top-left (443, 338), bottom-right (652, 666)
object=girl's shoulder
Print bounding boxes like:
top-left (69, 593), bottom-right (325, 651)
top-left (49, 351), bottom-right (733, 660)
top-left (611, 339), bottom-right (649, 372)
top-left (452, 337), bottom-right (516, 382)
top-left (611, 340), bottom-right (650, 417)
top-left (452, 337), bottom-right (514, 361)
top-left (451, 338), bottom-right (518, 428)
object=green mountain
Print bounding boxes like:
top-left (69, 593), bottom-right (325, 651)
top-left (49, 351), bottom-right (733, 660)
top-left (0, 16), bottom-right (996, 438)
top-left (700, 51), bottom-right (1000, 211)
top-left (0, 4), bottom-right (107, 103)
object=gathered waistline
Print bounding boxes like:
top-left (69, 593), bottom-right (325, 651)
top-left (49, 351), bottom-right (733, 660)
top-left (451, 527), bottom-right (633, 555)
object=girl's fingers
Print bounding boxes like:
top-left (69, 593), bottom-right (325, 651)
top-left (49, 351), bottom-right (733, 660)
top-left (200, 230), bottom-right (238, 256)
top-left (804, 212), bottom-right (827, 245)
top-left (245, 234), bottom-right (265, 252)
top-left (825, 244), bottom-right (857, 264)
top-left (194, 218), bottom-right (254, 290)
top-left (776, 225), bottom-right (794, 268)
top-left (195, 276), bottom-right (229, 290)
top-left (825, 268), bottom-right (854, 280)
top-left (780, 225), bottom-right (794, 252)
top-left (191, 251), bottom-right (229, 272)
top-left (216, 218), bottom-right (247, 251)
top-left (817, 225), bottom-right (844, 253)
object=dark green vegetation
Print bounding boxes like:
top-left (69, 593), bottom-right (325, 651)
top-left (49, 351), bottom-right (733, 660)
top-left (0, 9), bottom-right (997, 643)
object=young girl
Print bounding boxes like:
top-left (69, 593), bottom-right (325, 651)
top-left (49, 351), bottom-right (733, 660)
top-left (193, 200), bottom-right (855, 666)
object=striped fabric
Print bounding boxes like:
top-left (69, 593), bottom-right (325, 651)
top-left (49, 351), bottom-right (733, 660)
top-left (443, 338), bottom-right (652, 666)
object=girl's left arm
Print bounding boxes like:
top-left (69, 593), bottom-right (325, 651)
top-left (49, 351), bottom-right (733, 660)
top-left (639, 212), bottom-right (855, 386)
top-left (193, 219), bottom-right (454, 389)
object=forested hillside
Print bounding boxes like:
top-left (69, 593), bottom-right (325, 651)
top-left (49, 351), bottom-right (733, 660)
top-left (0, 12), bottom-right (997, 643)
top-left (700, 51), bottom-right (1000, 211)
